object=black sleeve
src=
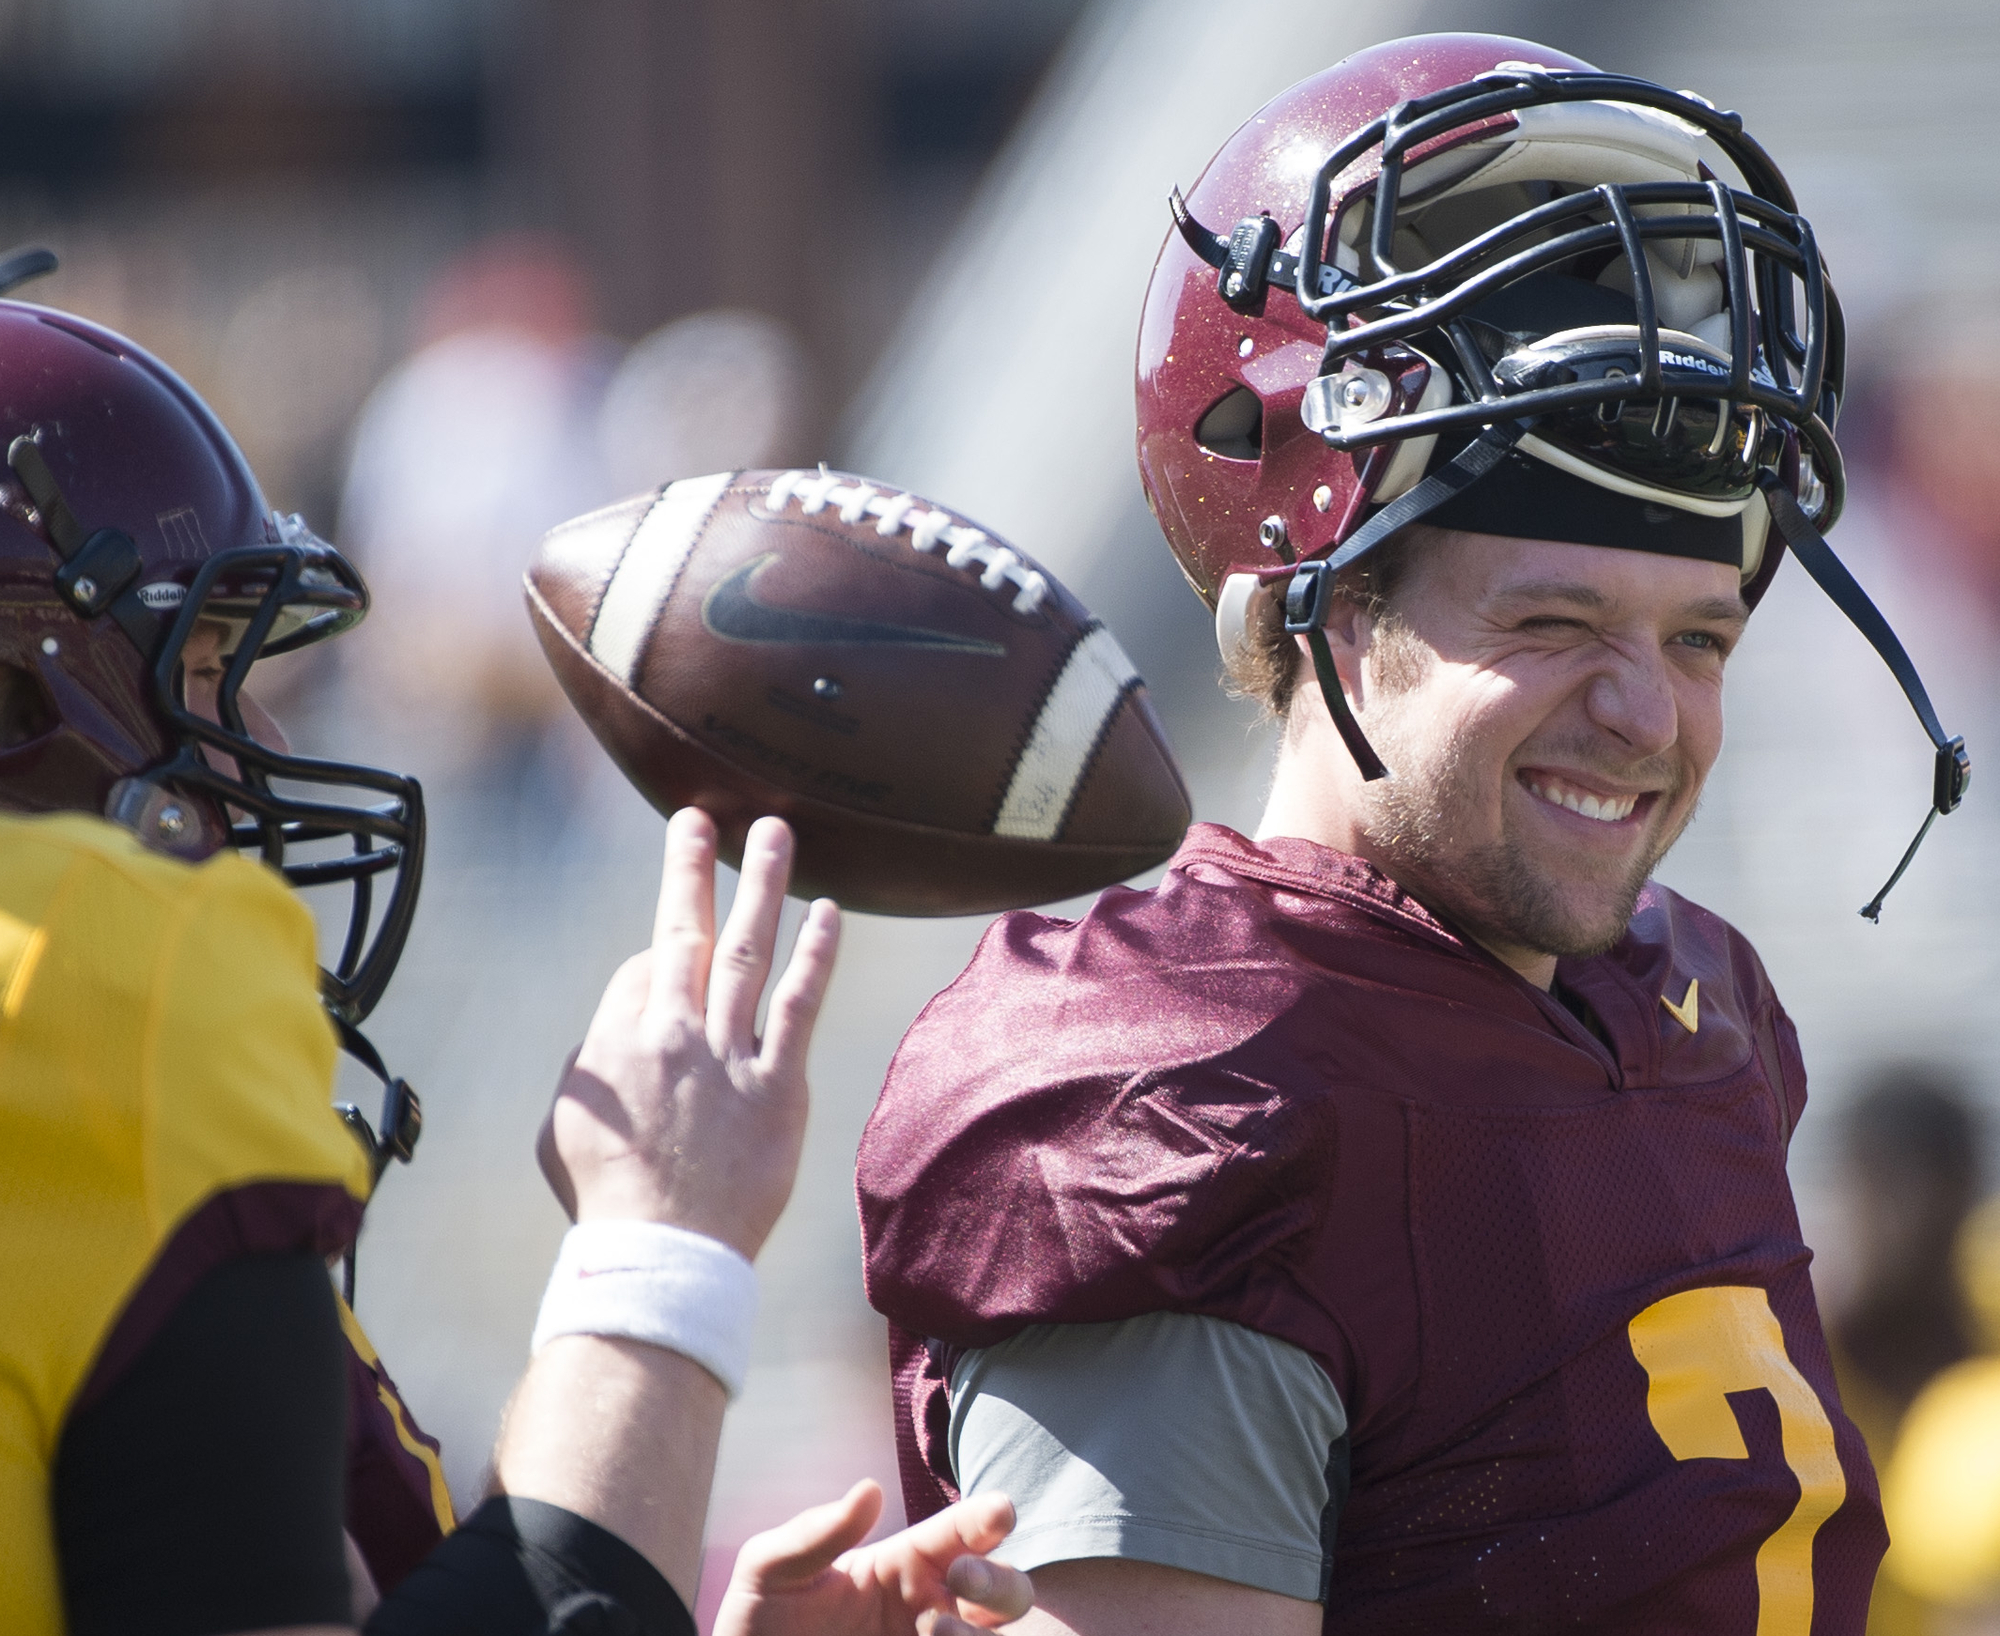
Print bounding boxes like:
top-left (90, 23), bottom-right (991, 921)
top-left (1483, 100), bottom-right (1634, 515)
top-left (52, 1251), bottom-right (352, 1636)
top-left (53, 1249), bottom-right (693, 1636)
top-left (366, 1495), bottom-right (695, 1636)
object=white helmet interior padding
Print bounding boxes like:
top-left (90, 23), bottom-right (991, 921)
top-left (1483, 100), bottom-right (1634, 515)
top-left (1330, 99), bottom-right (1767, 582)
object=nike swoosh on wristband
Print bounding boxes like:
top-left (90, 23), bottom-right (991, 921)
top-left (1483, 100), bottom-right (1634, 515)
top-left (700, 554), bottom-right (1007, 655)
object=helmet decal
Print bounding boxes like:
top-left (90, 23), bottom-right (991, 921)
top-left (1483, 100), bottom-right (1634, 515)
top-left (157, 506), bottom-right (208, 559)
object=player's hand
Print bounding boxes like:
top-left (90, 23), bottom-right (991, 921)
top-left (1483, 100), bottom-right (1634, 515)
top-left (536, 807), bottom-right (840, 1259)
top-left (714, 1481), bottom-right (1034, 1636)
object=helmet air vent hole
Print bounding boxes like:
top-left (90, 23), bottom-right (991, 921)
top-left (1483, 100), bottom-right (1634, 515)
top-left (1194, 386), bottom-right (1262, 462)
top-left (0, 660), bottom-right (57, 748)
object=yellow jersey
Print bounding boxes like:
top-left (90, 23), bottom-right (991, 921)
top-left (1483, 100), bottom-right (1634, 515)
top-left (0, 812), bottom-right (371, 1634)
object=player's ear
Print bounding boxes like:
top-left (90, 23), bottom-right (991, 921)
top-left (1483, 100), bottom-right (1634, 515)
top-left (1299, 591), bottom-right (1398, 722)
top-left (1317, 591), bottom-right (1368, 656)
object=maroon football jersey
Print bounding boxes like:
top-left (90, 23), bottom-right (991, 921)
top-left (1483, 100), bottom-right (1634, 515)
top-left (859, 824), bottom-right (1885, 1633)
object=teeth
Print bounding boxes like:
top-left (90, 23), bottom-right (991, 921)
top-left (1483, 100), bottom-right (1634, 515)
top-left (1526, 777), bottom-right (1638, 824)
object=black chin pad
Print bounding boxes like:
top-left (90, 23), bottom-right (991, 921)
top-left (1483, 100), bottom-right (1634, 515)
top-left (1424, 444), bottom-right (1742, 566)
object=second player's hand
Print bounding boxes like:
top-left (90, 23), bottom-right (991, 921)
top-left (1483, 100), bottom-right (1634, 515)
top-left (715, 1481), bottom-right (1034, 1636)
top-left (536, 807), bottom-right (840, 1259)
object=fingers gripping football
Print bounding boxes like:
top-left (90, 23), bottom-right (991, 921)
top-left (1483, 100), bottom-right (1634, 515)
top-left (537, 808), bottom-right (840, 1258)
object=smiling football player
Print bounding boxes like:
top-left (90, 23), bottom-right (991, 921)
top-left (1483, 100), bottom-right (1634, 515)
top-left (858, 32), bottom-right (1971, 1636)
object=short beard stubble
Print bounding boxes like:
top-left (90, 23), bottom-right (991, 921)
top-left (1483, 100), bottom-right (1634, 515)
top-left (1351, 617), bottom-right (1695, 960)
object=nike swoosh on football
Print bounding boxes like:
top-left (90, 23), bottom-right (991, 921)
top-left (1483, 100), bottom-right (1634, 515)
top-left (701, 554), bottom-right (1007, 655)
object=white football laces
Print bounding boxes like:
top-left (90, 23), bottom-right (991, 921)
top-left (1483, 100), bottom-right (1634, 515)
top-left (763, 468), bottom-right (1050, 615)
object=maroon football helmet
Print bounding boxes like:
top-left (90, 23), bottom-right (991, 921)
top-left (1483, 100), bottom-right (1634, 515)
top-left (1136, 33), bottom-right (1965, 914)
top-left (0, 285), bottom-right (423, 1167)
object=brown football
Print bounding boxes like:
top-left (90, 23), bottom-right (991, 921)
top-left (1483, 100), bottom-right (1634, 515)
top-left (524, 468), bottom-right (1190, 916)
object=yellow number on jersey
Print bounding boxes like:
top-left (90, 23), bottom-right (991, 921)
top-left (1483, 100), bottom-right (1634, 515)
top-left (1628, 1286), bottom-right (1846, 1636)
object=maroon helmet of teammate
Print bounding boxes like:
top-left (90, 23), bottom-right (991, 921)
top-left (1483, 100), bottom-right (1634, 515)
top-left (0, 268), bottom-right (421, 1177)
top-left (1136, 33), bottom-right (1967, 915)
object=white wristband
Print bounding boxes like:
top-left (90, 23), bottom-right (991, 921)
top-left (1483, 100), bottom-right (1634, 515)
top-left (531, 1220), bottom-right (758, 1398)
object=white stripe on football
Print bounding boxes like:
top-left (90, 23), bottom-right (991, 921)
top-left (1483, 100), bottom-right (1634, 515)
top-left (527, 468), bottom-right (1189, 916)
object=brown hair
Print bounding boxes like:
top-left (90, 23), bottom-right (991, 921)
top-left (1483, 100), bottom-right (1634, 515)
top-left (1223, 525), bottom-right (1430, 716)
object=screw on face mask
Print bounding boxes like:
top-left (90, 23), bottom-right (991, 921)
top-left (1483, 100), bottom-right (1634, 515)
top-left (1303, 370), bottom-right (1382, 437)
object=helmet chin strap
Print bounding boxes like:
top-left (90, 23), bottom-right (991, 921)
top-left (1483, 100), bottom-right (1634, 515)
top-left (330, 1014), bottom-right (423, 1304)
top-left (1753, 471), bottom-right (1971, 920)
top-left (1283, 443), bottom-right (1970, 922)
top-left (1284, 422), bottom-right (1531, 783)
top-left (1291, 611), bottom-right (1391, 783)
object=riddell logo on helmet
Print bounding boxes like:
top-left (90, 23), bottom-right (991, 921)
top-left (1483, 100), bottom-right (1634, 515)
top-left (1655, 348), bottom-right (1779, 391)
top-left (136, 582), bottom-right (186, 610)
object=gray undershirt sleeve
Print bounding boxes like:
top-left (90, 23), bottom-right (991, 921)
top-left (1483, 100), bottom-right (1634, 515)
top-left (946, 1311), bottom-right (1348, 1602)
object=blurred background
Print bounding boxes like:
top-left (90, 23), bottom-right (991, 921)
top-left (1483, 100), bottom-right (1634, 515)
top-left (8, 0), bottom-right (2000, 1627)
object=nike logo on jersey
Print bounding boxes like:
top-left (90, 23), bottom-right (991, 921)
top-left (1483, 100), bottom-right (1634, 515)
top-left (1660, 977), bottom-right (1700, 1034)
top-left (701, 554), bottom-right (1007, 655)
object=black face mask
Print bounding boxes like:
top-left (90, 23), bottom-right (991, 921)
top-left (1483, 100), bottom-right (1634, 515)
top-left (136, 541), bottom-right (428, 1275)
top-left (1180, 65), bottom-right (1966, 919)
top-left (144, 540), bottom-right (425, 1032)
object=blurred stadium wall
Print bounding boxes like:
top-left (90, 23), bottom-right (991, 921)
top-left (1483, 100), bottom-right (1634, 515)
top-left (5, 0), bottom-right (2000, 1626)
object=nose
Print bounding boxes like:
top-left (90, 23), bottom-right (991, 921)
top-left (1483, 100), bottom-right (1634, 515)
top-left (191, 685), bottom-right (290, 784)
top-left (235, 689), bottom-right (290, 757)
top-left (1584, 647), bottom-right (1678, 760)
